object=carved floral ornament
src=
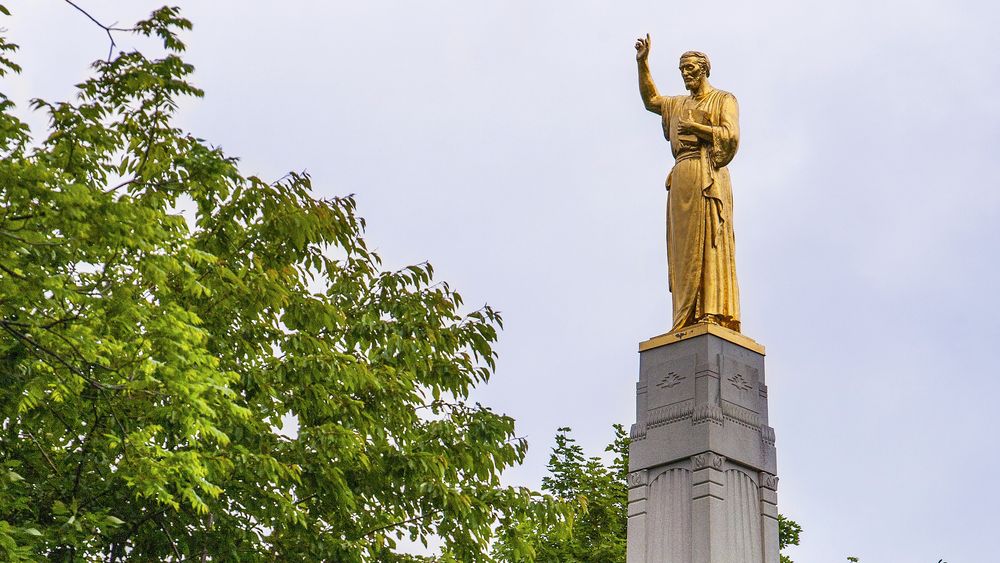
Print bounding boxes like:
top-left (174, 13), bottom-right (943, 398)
top-left (692, 451), bottom-right (726, 470)
top-left (760, 472), bottom-right (779, 491)
top-left (627, 470), bottom-right (648, 488)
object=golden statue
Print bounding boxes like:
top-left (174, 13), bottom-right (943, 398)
top-left (635, 34), bottom-right (741, 333)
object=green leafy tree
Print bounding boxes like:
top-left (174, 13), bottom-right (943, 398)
top-left (0, 4), bottom-right (566, 561)
top-left (494, 426), bottom-right (628, 562)
top-left (779, 513), bottom-right (802, 563)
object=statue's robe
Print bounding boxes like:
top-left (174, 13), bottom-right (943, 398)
top-left (660, 89), bottom-right (740, 332)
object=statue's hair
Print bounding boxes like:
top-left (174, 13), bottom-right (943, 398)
top-left (679, 51), bottom-right (711, 77)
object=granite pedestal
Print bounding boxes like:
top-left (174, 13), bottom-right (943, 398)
top-left (627, 324), bottom-right (779, 563)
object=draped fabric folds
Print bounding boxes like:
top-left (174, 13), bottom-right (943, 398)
top-left (661, 89), bottom-right (741, 332)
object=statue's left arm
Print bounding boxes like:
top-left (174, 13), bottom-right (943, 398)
top-left (678, 93), bottom-right (739, 167)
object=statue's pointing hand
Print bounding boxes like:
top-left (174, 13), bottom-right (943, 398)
top-left (635, 33), bottom-right (650, 62)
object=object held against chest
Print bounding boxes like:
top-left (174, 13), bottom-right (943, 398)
top-left (677, 107), bottom-right (710, 146)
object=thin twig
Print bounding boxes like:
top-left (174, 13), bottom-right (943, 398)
top-left (2, 315), bottom-right (82, 330)
top-left (109, 507), bottom-right (165, 562)
top-left (0, 214), bottom-right (36, 222)
top-left (72, 405), bottom-right (104, 499)
top-left (63, 0), bottom-right (133, 61)
top-left (355, 509), bottom-right (444, 540)
top-left (200, 512), bottom-right (213, 562)
top-left (0, 229), bottom-right (63, 246)
top-left (107, 403), bottom-right (129, 464)
top-left (0, 260), bottom-right (26, 280)
top-left (104, 176), bottom-right (138, 193)
top-left (153, 513), bottom-right (183, 560)
top-left (0, 321), bottom-right (123, 391)
top-left (24, 428), bottom-right (61, 475)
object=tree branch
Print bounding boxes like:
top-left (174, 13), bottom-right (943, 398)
top-left (355, 508), bottom-right (443, 540)
top-left (0, 321), bottom-right (124, 391)
top-left (24, 428), bottom-right (61, 476)
top-left (63, 0), bottom-right (133, 61)
top-left (72, 405), bottom-right (104, 499)
top-left (0, 260), bottom-right (26, 280)
top-left (153, 513), bottom-right (183, 560)
top-left (109, 507), bottom-right (167, 563)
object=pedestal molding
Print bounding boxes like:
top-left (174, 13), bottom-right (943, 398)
top-left (692, 404), bottom-right (724, 425)
top-left (649, 400), bottom-right (695, 428)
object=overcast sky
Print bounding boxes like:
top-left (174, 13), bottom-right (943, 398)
top-left (9, 1), bottom-right (1000, 561)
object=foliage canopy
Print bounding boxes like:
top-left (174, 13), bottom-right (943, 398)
top-left (0, 5), bottom-right (565, 561)
top-left (494, 426), bottom-right (629, 562)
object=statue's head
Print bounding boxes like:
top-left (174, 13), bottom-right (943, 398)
top-left (678, 51), bottom-right (710, 91)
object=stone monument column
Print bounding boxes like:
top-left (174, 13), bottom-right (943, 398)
top-left (626, 324), bottom-right (778, 563)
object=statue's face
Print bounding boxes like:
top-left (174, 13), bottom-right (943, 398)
top-left (679, 59), bottom-right (706, 91)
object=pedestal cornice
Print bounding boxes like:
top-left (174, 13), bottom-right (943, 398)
top-left (639, 323), bottom-right (765, 355)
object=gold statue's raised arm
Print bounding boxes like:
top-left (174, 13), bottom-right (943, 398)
top-left (635, 34), bottom-right (665, 114)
